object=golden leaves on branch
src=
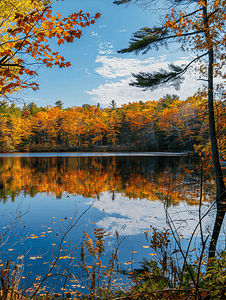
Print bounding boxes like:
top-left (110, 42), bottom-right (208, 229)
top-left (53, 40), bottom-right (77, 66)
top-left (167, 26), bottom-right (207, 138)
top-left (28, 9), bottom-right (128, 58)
top-left (0, 0), bottom-right (101, 96)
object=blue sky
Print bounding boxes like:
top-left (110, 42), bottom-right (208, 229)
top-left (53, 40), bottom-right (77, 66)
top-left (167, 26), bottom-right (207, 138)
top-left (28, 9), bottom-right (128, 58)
top-left (23, 0), bottom-right (202, 108)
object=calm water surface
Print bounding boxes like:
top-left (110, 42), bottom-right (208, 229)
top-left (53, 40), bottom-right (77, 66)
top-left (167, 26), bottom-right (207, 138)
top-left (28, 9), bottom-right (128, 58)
top-left (0, 153), bottom-right (218, 294)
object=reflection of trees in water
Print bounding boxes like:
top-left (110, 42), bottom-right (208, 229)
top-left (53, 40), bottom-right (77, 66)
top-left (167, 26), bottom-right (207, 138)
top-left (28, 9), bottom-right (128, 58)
top-left (0, 155), bottom-right (215, 205)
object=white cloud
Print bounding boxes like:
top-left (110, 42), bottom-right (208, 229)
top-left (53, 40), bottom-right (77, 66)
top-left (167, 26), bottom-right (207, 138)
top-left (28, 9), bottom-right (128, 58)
top-left (120, 29), bottom-right (127, 32)
top-left (91, 31), bottom-right (100, 37)
top-left (99, 25), bottom-right (106, 28)
top-left (98, 42), bottom-right (115, 55)
top-left (95, 55), bottom-right (159, 79)
top-left (86, 55), bottom-right (201, 106)
top-left (85, 69), bottom-right (93, 77)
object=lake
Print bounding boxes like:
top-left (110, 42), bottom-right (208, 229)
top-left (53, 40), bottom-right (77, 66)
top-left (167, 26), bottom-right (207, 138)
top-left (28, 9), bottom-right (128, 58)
top-left (0, 153), bottom-right (218, 296)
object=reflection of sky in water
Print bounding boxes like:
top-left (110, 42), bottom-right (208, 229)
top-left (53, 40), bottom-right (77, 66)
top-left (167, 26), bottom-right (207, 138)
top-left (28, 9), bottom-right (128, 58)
top-left (0, 191), bottom-right (219, 251)
top-left (87, 192), bottom-right (215, 238)
top-left (89, 192), bottom-right (167, 235)
top-left (0, 153), bottom-right (223, 294)
top-left (0, 189), bottom-right (224, 294)
top-left (0, 190), bottom-right (218, 259)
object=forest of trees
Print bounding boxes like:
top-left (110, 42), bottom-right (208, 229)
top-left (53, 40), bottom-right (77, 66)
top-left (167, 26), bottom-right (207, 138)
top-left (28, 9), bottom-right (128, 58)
top-left (0, 94), bottom-right (225, 155)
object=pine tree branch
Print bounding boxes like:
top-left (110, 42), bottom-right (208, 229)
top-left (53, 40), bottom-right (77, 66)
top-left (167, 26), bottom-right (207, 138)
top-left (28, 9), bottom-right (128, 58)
top-left (118, 29), bottom-right (205, 54)
top-left (113, 0), bottom-right (134, 4)
top-left (130, 52), bottom-right (208, 90)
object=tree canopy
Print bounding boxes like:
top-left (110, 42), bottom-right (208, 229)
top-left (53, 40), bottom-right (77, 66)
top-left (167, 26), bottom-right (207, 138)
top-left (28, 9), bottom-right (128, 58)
top-left (0, 0), bottom-right (100, 99)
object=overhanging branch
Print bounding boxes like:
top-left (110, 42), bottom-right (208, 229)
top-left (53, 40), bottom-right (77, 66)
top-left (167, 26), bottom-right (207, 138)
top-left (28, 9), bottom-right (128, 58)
top-left (118, 29), bottom-right (205, 54)
top-left (130, 52), bottom-right (208, 90)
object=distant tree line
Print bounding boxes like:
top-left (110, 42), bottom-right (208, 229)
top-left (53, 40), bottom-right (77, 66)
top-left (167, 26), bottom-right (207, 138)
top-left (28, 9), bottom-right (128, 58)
top-left (0, 94), bottom-right (224, 154)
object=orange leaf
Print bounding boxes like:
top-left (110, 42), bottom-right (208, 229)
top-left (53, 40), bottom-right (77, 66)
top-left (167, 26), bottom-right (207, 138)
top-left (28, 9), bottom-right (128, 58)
top-left (1, 270), bottom-right (7, 278)
top-left (95, 13), bottom-right (101, 19)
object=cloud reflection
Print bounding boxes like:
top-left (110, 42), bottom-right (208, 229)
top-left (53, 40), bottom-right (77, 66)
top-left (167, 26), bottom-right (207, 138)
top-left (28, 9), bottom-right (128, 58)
top-left (88, 192), bottom-right (214, 238)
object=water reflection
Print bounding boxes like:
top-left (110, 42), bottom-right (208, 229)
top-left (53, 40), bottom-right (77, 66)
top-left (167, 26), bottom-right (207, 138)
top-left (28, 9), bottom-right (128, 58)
top-left (0, 154), bottom-right (218, 295)
top-left (0, 155), bottom-right (215, 204)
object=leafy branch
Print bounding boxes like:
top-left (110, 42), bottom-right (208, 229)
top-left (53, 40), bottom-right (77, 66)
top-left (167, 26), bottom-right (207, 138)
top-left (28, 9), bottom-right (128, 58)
top-left (130, 52), bottom-right (208, 90)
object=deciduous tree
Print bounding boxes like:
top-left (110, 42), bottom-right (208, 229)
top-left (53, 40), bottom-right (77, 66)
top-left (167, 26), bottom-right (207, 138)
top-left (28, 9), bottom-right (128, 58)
top-left (0, 0), bottom-right (100, 99)
top-left (114, 0), bottom-right (226, 257)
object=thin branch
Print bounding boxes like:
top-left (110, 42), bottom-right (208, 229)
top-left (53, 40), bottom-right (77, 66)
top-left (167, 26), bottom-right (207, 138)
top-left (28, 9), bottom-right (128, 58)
top-left (29, 203), bottom-right (93, 299)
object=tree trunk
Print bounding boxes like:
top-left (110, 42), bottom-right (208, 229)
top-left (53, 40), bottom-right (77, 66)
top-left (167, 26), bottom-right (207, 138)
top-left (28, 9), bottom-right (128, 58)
top-left (207, 47), bottom-right (226, 258)
top-left (203, 3), bottom-right (226, 258)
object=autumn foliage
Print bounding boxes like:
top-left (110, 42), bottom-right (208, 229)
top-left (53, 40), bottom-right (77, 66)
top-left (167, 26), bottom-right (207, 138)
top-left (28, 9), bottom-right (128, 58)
top-left (0, 95), bottom-right (213, 153)
top-left (0, 0), bottom-right (100, 98)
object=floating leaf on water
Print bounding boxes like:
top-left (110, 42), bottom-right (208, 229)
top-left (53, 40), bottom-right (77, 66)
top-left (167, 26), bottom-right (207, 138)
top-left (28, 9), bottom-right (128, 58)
top-left (53, 293), bottom-right (61, 298)
top-left (124, 261), bottom-right (132, 265)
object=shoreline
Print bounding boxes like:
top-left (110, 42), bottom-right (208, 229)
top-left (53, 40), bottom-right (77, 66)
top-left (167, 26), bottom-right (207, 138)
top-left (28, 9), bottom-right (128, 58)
top-left (0, 151), bottom-right (194, 157)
